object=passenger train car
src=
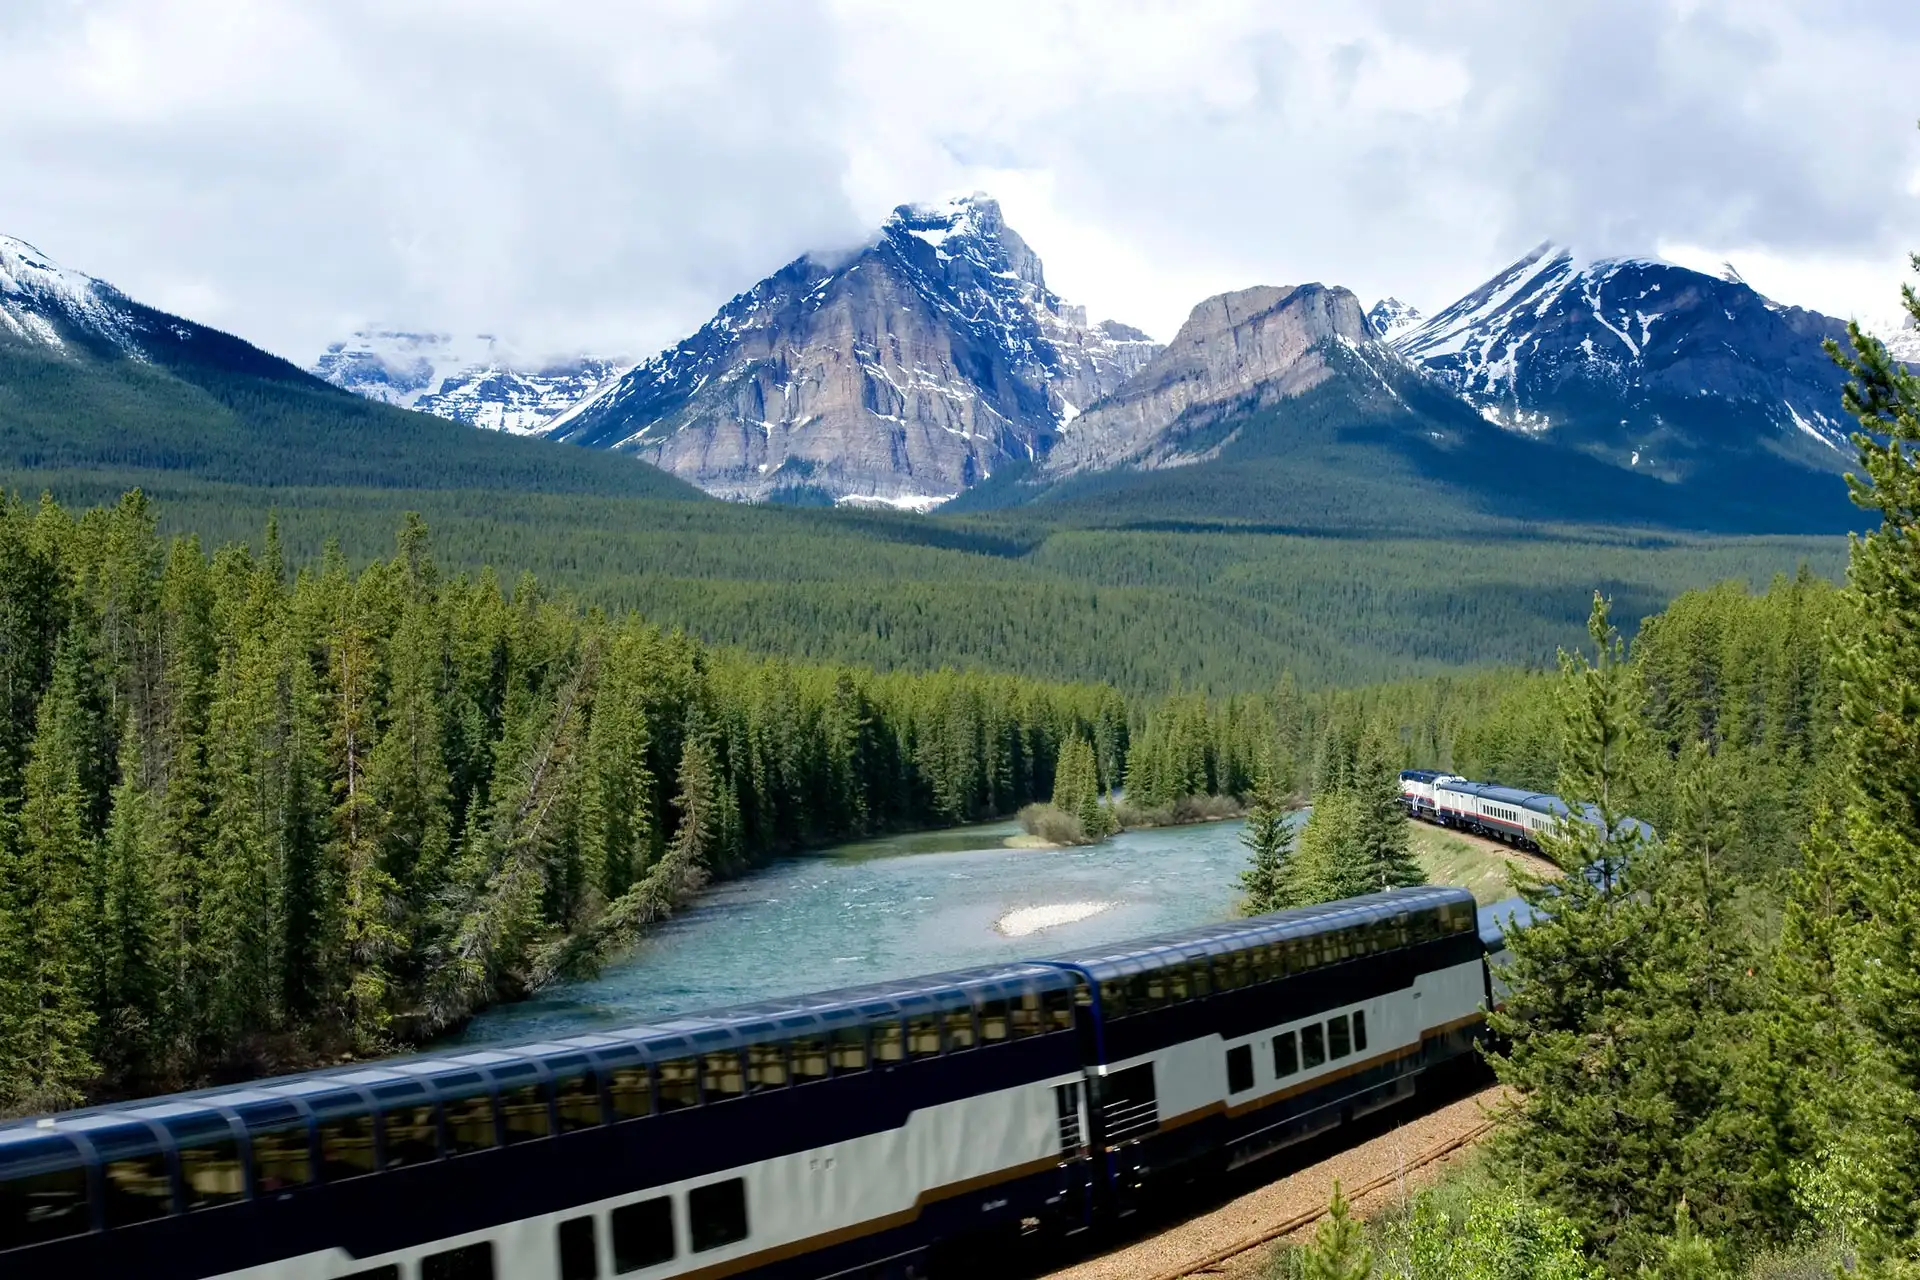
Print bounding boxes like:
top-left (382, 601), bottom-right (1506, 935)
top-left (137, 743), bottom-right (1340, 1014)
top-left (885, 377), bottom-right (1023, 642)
top-left (0, 886), bottom-right (1526, 1280)
top-left (1400, 771), bottom-right (1572, 852)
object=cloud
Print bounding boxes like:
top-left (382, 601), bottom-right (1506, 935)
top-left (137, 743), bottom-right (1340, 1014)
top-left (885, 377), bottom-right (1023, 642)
top-left (2, 0), bottom-right (1915, 364)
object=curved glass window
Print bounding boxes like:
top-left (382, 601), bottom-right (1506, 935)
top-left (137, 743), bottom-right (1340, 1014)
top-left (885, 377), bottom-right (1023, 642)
top-left (746, 1042), bottom-right (788, 1090)
top-left (380, 1104), bottom-right (439, 1169)
top-left (656, 1059), bottom-right (699, 1112)
top-left (501, 1083), bottom-right (552, 1144)
top-left (906, 1015), bottom-right (940, 1060)
top-left (607, 1067), bottom-right (652, 1121)
top-left (943, 1007), bottom-right (977, 1051)
top-left (1044, 988), bottom-right (1075, 1033)
top-left (440, 1078), bottom-right (498, 1157)
top-left (179, 1134), bottom-right (244, 1211)
top-left (871, 1021), bottom-right (904, 1064)
top-left (1008, 994), bottom-right (1044, 1039)
top-left (790, 1036), bottom-right (829, 1082)
top-left (317, 1110), bottom-right (377, 1181)
top-left (103, 1153), bottom-right (172, 1226)
top-left (0, 1136), bottom-right (90, 1249)
top-left (976, 999), bottom-right (1010, 1042)
top-left (250, 1124), bottom-right (311, 1193)
top-left (701, 1051), bottom-right (745, 1102)
top-left (828, 1028), bottom-right (867, 1074)
top-left (554, 1071), bottom-right (604, 1133)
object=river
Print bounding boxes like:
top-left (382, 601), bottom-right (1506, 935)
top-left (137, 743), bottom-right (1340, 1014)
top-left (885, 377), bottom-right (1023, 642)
top-left (454, 816), bottom-right (1280, 1047)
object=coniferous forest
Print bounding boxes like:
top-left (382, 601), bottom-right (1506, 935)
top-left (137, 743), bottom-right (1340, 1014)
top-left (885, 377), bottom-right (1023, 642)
top-left (0, 491), bottom-right (1127, 1112)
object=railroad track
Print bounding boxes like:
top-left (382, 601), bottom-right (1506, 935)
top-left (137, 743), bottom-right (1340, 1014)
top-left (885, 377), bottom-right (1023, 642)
top-left (1151, 1119), bottom-right (1496, 1280)
top-left (1042, 1087), bottom-right (1504, 1280)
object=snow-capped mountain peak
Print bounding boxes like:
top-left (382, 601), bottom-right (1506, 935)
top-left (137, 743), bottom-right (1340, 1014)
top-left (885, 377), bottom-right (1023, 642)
top-left (1393, 241), bottom-right (1854, 468)
top-left (311, 330), bottom-right (626, 436)
top-left (544, 192), bottom-right (1161, 506)
top-left (1366, 297), bottom-right (1423, 341)
top-left (0, 234), bottom-right (139, 353)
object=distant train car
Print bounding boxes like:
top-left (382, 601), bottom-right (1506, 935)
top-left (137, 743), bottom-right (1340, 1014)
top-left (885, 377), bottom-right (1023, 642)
top-left (0, 888), bottom-right (1491, 1280)
top-left (1397, 770), bottom-right (1462, 821)
top-left (1431, 779), bottom-right (1564, 852)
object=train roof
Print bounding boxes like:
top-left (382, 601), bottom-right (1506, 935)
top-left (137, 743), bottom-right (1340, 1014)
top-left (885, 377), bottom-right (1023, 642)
top-left (0, 958), bottom-right (1078, 1142)
top-left (1037, 885), bottom-right (1475, 982)
top-left (1399, 769), bottom-right (1446, 782)
top-left (1477, 895), bottom-right (1538, 949)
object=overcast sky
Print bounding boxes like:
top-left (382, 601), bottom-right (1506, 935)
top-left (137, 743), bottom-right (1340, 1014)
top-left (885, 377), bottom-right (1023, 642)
top-left (5, 0), bottom-right (1918, 366)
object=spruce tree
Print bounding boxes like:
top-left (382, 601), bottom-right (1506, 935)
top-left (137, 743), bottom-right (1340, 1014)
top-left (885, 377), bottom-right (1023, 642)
top-left (1238, 755), bottom-right (1296, 912)
top-left (4, 638), bottom-right (104, 1108)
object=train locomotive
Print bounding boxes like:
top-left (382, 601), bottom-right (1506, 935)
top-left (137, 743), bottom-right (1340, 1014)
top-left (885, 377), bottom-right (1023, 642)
top-left (0, 886), bottom-right (1537, 1280)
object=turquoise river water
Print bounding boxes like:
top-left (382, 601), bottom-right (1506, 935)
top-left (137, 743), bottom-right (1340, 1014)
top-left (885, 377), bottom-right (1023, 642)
top-left (453, 816), bottom-right (1286, 1047)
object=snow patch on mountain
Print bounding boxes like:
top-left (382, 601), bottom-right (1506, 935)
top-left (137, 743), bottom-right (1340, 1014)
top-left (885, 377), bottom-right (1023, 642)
top-left (0, 234), bottom-right (141, 355)
top-left (311, 330), bottom-right (625, 435)
top-left (1365, 297), bottom-right (1423, 341)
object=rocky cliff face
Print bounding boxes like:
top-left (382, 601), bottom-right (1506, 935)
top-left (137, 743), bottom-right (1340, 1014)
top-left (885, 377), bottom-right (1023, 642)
top-left (1392, 243), bottom-right (1853, 479)
top-left (1044, 282), bottom-right (1383, 472)
top-left (312, 330), bottom-right (624, 435)
top-left (546, 195), bottom-right (1160, 507)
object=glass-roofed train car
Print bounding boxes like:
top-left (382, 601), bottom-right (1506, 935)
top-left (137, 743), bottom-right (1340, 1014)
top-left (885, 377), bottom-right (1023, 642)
top-left (0, 960), bottom-right (1092, 1280)
top-left (1033, 885), bottom-right (1484, 1213)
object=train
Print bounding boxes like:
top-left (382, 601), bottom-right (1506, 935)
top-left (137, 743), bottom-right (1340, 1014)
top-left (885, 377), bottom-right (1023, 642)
top-left (1399, 770), bottom-right (1591, 852)
top-left (0, 885), bottom-right (1537, 1280)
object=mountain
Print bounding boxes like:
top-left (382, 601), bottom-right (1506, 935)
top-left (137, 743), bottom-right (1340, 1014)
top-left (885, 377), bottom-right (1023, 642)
top-left (312, 330), bottom-right (624, 435)
top-left (544, 194), bottom-right (1161, 508)
top-left (1366, 297), bottom-right (1423, 341)
top-left (1043, 282), bottom-right (1393, 473)
top-left (1391, 243), bottom-right (1854, 481)
top-left (0, 233), bottom-right (698, 501)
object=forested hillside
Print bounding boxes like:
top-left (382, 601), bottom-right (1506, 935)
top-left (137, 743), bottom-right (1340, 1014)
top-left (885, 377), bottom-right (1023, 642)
top-left (0, 491), bottom-right (1126, 1112)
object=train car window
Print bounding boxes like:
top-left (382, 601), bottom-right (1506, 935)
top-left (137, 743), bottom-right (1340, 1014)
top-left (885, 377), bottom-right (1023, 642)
top-left (558, 1214), bottom-right (599, 1280)
top-left (1125, 973), bottom-right (1160, 1014)
top-left (318, 1111), bottom-right (378, 1181)
top-left (1328, 1015), bottom-right (1352, 1060)
top-left (555, 1070), bottom-right (606, 1132)
top-left (611, 1196), bottom-right (675, 1272)
top-left (422, 1240), bottom-right (494, 1280)
top-left (701, 1052), bottom-right (745, 1102)
top-left (976, 1000), bottom-right (1009, 1043)
top-left (1301, 1023), bottom-right (1326, 1069)
top-left (1099, 982), bottom-right (1128, 1022)
top-left (944, 1007), bottom-right (978, 1051)
top-left (906, 1014), bottom-right (941, 1060)
top-left (790, 1036), bottom-right (830, 1082)
top-left (1009, 994), bottom-right (1044, 1039)
top-left (828, 1027), bottom-right (868, 1074)
top-left (1352, 1011), bottom-right (1369, 1053)
top-left (1147, 967), bottom-right (1174, 1006)
top-left (103, 1154), bottom-right (173, 1226)
top-left (381, 1105), bottom-right (439, 1169)
top-left (656, 1059), bottom-right (699, 1112)
top-left (1216, 951), bottom-right (1246, 991)
top-left (250, 1124), bottom-right (311, 1193)
top-left (1044, 988), bottom-right (1075, 1033)
top-left (1164, 964), bottom-right (1191, 1002)
top-left (689, 1178), bottom-right (749, 1252)
top-left (1269, 943), bottom-right (1295, 980)
top-left (1187, 959), bottom-right (1213, 998)
top-left (747, 1042), bottom-right (789, 1089)
top-left (179, 1135), bottom-right (245, 1210)
top-left (0, 1160), bottom-right (89, 1249)
top-left (606, 1068), bottom-right (651, 1121)
top-left (1273, 1030), bottom-right (1299, 1078)
top-left (871, 1021), bottom-right (905, 1064)
top-left (443, 1093), bottom-right (498, 1156)
top-left (501, 1084), bottom-right (552, 1144)
top-left (1225, 1044), bottom-right (1254, 1095)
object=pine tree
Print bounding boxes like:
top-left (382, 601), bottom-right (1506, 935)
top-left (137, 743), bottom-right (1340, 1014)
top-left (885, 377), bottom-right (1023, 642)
top-left (95, 727), bottom-right (164, 1086)
top-left (1302, 1181), bottom-right (1372, 1280)
top-left (1352, 726), bottom-right (1424, 891)
top-left (1239, 755), bottom-right (1296, 913)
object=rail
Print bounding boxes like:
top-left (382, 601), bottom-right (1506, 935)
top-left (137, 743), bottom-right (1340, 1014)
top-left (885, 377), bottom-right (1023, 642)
top-left (1150, 1118), bottom-right (1496, 1280)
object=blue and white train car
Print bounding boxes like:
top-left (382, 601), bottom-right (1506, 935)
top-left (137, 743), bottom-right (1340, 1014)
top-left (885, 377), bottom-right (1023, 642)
top-left (0, 887), bottom-right (1494, 1280)
top-left (1397, 770), bottom-right (1462, 820)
